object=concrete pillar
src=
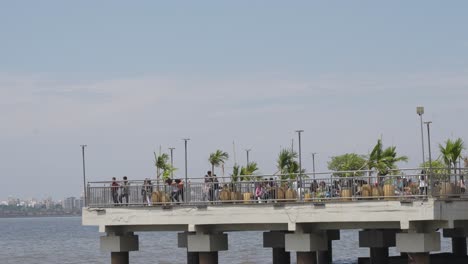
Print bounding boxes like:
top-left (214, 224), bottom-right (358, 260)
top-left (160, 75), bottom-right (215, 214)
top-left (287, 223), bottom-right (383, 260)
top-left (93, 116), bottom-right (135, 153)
top-left (452, 237), bottom-right (467, 256)
top-left (317, 230), bottom-right (340, 264)
top-left (100, 233), bottom-right (139, 264)
top-left (273, 248), bottom-right (290, 264)
top-left (359, 229), bottom-right (396, 264)
top-left (199, 252), bottom-right (218, 264)
top-left (178, 233), bottom-right (200, 264)
top-left (285, 231), bottom-right (327, 264)
top-left (396, 232), bottom-right (441, 264)
top-left (111, 252), bottom-right (129, 264)
top-left (184, 233), bottom-right (227, 264)
top-left (443, 228), bottom-right (468, 256)
top-left (297, 252), bottom-right (317, 264)
top-left (263, 232), bottom-right (290, 264)
top-left (187, 252), bottom-right (200, 264)
top-left (407, 253), bottom-right (429, 264)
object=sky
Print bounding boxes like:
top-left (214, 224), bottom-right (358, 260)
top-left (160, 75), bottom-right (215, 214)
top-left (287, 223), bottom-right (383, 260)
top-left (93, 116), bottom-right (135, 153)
top-left (1, 1), bottom-right (468, 200)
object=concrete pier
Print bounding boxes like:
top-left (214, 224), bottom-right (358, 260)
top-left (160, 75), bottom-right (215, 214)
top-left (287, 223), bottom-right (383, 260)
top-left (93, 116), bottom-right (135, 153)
top-left (83, 198), bottom-right (468, 264)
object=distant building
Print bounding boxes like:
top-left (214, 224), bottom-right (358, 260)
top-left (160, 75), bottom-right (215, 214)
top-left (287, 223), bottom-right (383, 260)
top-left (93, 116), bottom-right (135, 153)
top-left (74, 198), bottom-right (84, 209)
top-left (63, 197), bottom-right (76, 211)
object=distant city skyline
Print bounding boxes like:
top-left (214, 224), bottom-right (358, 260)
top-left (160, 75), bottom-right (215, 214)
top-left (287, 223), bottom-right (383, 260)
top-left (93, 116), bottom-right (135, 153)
top-left (1, 1), bottom-right (468, 199)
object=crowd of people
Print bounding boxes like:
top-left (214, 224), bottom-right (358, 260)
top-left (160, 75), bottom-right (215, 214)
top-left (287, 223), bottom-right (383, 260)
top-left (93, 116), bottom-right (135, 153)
top-left (109, 176), bottom-right (185, 206)
top-left (107, 170), bottom-right (462, 206)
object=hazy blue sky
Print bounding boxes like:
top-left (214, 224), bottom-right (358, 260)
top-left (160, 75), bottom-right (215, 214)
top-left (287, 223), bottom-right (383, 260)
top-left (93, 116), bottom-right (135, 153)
top-left (1, 1), bottom-right (468, 200)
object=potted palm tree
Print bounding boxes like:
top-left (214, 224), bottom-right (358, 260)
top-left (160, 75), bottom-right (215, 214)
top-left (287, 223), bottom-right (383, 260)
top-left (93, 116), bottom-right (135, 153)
top-left (367, 139), bottom-right (408, 200)
top-left (439, 138), bottom-right (465, 197)
top-left (208, 150), bottom-right (229, 201)
top-left (276, 149), bottom-right (301, 201)
top-left (153, 152), bottom-right (173, 204)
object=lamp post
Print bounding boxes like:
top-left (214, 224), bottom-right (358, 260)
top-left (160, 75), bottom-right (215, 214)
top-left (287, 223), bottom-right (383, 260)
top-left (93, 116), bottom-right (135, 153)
top-left (80, 145), bottom-right (87, 206)
top-left (416, 106), bottom-right (426, 167)
top-left (169, 147), bottom-right (175, 178)
top-left (424, 121), bottom-right (432, 193)
top-left (311, 153), bottom-right (317, 180)
top-left (245, 148), bottom-right (251, 165)
top-left (295, 130), bottom-right (304, 201)
top-left (182, 139), bottom-right (190, 202)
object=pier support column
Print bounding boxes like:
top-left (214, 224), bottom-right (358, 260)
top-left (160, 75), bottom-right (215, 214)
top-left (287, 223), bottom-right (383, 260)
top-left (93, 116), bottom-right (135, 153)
top-left (186, 233), bottom-right (228, 264)
top-left (396, 232), bottom-right (440, 264)
top-left (285, 231), bottom-right (328, 264)
top-left (100, 233), bottom-right (139, 264)
top-left (263, 231), bottom-right (290, 264)
top-left (317, 230), bottom-right (340, 264)
top-left (443, 228), bottom-right (468, 256)
top-left (178, 232), bottom-right (200, 264)
top-left (359, 229), bottom-right (396, 264)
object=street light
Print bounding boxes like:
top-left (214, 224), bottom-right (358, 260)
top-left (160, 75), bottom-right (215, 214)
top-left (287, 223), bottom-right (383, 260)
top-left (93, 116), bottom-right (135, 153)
top-left (169, 147), bottom-right (175, 178)
top-left (295, 130), bottom-right (304, 201)
top-left (416, 106), bottom-right (426, 167)
top-left (245, 148), bottom-right (251, 165)
top-left (182, 139), bottom-right (190, 203)
top-left (424, 121), bottom-right (433, 192)
top-left (311, 153), bottom-right (317, 180)
top-left (80, 145), bottom-right (87, 206)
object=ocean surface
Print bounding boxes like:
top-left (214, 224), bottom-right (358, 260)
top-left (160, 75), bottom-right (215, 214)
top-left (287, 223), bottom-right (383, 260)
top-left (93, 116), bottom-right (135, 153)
top-left (0, 217), bottom-right (453, 264)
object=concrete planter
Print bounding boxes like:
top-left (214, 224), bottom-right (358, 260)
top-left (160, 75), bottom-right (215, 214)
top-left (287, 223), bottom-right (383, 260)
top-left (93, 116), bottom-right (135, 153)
top-left (383, 184), bottom-right (396, 200)
top-left (341, 188), bottom-right (352, 201)
top-left (372, 186), bottom-right (383, 199)
top-left (361, 184), bottom-right (372, 198)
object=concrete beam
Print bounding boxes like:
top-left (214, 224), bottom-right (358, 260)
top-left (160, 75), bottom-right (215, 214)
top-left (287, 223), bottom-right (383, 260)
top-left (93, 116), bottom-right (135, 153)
top-left (359, 229), bottom-right (397, 248)
top-left (100, 234), bottom-right (139, 252)
top-left (285, 232), bottom-right (328, 252)
top-left (396, 232), bottom-right (440, 253)
top-left (187, 233), bottom-right (228, 252)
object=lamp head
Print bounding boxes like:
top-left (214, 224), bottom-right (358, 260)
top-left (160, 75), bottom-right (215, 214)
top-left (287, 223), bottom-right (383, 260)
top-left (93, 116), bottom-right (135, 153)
top-left (416, 106), bottom-right (424, 115)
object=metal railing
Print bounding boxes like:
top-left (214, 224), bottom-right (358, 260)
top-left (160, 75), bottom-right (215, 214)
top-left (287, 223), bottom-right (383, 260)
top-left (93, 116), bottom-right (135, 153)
top-left (86, 168), bottom-right (468, 207)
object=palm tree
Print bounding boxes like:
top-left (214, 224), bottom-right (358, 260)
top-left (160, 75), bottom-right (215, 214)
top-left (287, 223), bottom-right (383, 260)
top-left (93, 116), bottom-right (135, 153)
top-left (276, 149), bottom-right (300, 180)
top-left (208, 150), bottom-right (229, 177)
top-left (240, 162), bottom-right (259, 181)
top-left (367, 139), bottom-right (408, 177)
top-left (439, 138), bottom-right (465, 174)
top-left (154, 152), bottom-right (170, 183)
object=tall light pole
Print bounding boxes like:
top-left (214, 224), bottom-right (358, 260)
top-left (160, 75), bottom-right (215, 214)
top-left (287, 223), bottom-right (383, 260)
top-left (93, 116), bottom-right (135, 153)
top-left (169, 147), bottom-right (175, 178)
top-left (417, 106), bottom-right (426, 167)
top-left (424, 121), bottom-right (432, 192)
top-left (311, 153), bottom-right (317, 180)
top-left (182, 139), bottom-right (190, 202)
top-left (80, 145), bottom-right (87, 206)
top-left (245, 148), bottom-right (251, 165)
top-left (295, 130), bottom-right (304, 201)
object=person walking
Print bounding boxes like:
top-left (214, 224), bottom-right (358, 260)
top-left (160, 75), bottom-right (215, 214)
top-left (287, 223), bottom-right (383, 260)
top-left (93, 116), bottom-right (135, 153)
top-left (119, 176), bottom-right (130, 205)
top-left (111, 177), bottom-right (120, 205)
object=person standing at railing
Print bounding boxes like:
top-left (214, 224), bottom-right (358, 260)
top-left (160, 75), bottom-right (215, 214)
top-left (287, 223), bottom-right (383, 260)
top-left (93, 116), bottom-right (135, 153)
top-left (111, 177), bottom-right (120, 205)
top-left (141, 179), bottom-right (153, 206)
top-left (213, 174), bottom-right (220, 202)
top-left (204, 171), bottom-right (214, 201)
top-left (459, 176), bottom-right (465, 194)
top-left (119, 176), bottom-right (130, 205)
top-left (419, 170), bottom-right (428, 196)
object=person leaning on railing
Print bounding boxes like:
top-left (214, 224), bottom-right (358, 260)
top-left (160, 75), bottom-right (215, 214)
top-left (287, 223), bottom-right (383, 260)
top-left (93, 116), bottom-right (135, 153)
top-left (111, 177), bottom-right (120, 204)
top-left (119, 176), bottom-right (130, 205)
